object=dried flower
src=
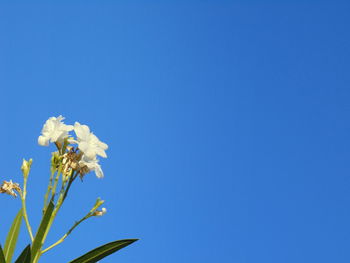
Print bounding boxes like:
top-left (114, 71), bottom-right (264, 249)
top-left (0, 180), bottom-right (21, 197)
top-left (62, 150), bottom-right (83, 176)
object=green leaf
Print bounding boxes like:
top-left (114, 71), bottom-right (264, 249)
top-left (31, 201), bottom-right (55, 262)
top-left (4, 208), bottom-right (23, 263)
top-left (0, 245), bottom-right (6, 263)
top-left (69, 239), bottom-right (138, 263)
top-left (14, 245), bottom-right (31, 263)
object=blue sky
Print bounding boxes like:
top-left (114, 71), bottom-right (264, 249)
top-left (0, 1), bottom-right (350, 262)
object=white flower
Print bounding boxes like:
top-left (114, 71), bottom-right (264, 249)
top-left (80, 155), bottom-right (104, 179)
top-left (74, 122), bottom-right (108, 160)
top-left (94, 207), bottom-right (107, 216)
top-left (38, 116), bottom-right (73, 146)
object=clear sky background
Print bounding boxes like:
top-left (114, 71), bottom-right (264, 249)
top-left (0, 1), bottom-right (349, 263)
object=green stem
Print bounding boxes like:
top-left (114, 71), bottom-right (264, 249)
top-left (41, 196), bottom-right (105, 254)
top-left (33, 191), bottom-right (65, 263)
top-left (50, 165), bottom-right (62, 202)
top-left (41, 214), bottom-right (91, 254)
top-left (20, 176), bottom-right (34, 242)
top-left (32, 163), bottom-right (64, 263)
top-left (43, 166), bottom-right (56, 214)
top-left (63, 172), bottom-right (78, 201)
top-left (33, 169), bottom-right (77, 262)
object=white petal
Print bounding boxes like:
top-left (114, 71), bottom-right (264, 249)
top-left (64, 124), bottom-right (74, 131)
top-left (78, 141), bottom-right (89, 154)
top-left (79, 144), bottom-right (96, 160)
top-left (39, 115), bottom-right (72, 145)
top-left (51, 130), bottom-right (63, 142)
top-left (95, 164), bottom-right (104, 179)
top-left (98, 141), bottom-right (108, 150)
top-left (68, 138), bottom-right (78, 144)
top-left (74, 122), bottom-right (90, 141)
top-left (95, 148), bottom-right (107, 158)
top-left (38, 135), bottom-right (49, 146)
top-left (85, 149), bottom-right (97, 160)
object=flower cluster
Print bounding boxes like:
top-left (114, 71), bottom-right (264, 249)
top-left (38, 115), bottom-right (108, 179)
top-left (0, 115), bottom-right (137, 263)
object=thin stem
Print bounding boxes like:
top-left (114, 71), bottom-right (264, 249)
top-left (33, 191), bottom-right (65, 263)
top-left (43, 166), bottom-right (56, 214)
top-left (54, 142), bottom-right (62, 155)
top-left (41, 197), bottom-right (105, 254)
top-left (50, 165), bottom-right (62, 202)
top-left (33, 167), bottom-right (70, 262)
top-left (20, 176), bottom-right (34, 241)
top-left (21, 198), bottom-right (34, 241)
top-left (63, 171), bottom-right (78, 201)
top-left (59, 173), bottom-right (68, 196)
top-left (41, 214), bottom-right (91, 254)
top-left (32, 163), bottom-right (64, 263)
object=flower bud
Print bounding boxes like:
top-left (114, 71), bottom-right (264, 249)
top-left (94, 207), bottom-right (107, 216)
top-left (94, 197), bottom-right (105, 208)
top-left (89, 197), bottom-right (105, 216)
top-left (21, 158), bottom-right (33, 177)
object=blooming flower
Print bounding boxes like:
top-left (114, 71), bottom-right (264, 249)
top-left (0, 180), bottom-right (21, 197)
top-left (38, 116), bottom-right (73, 146)
top-left (79, 155), bottom-right (104, 179)
top-left (73, 122), bottom-right (108, 160)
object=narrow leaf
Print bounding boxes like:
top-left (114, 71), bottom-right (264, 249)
top-left (14, 245), bottom-right (31, 263)
top-left (69, 239), bottom-right (138, 263)
top-left (0, 245), bottom-right (6, 263)
top-left (4, 208), bottom-right (23, 263)
top-left (31, 201), bottom-right (54, 261)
